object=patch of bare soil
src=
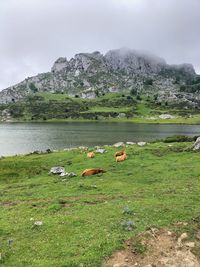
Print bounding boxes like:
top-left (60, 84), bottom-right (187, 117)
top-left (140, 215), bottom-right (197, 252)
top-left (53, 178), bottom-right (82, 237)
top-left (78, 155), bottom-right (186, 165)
top-left (0, 201), bottom-right (17, 207)
top-left (102, 224), bottom-right (200, 267)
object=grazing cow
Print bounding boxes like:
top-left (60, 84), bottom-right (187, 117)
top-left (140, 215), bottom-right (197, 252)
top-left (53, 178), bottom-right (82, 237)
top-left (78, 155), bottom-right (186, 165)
top-left (87, 152), bottom-right (95, 158)
top-left (116, 153), bottom-right (127, 162)
top-left (81, 168), bottom-right (106, 177)
top-left (114, 149), bottom-right (125, 157)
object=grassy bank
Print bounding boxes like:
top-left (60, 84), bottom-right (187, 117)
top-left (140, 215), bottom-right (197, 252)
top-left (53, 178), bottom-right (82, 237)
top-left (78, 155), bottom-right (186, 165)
top-left (3, 115), bottom-right (200, 124)
top-left (6, 116), bottom-right (200, 125)
top-left (0, 142), bottom-right (200, 266)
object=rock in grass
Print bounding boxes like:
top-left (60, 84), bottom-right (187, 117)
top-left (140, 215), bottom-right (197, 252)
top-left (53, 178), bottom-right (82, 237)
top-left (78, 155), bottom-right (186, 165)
top-left (49, 167), bottom-right (65, 175)
top-left (113, 142), bottom-right (125, 148)
top-left (34, 221), bottom-right (43, 226)
top-left (60, 172), bottom-right (68, 177)
top-left (121, 220), bottom-right (135, 231)
top-left (95, 148), bottom-right (107, 153)
top-left (68, 172), bottom-right (77, 177)
top-left (159, 114), bottom-right (175, 119)
top-left (118, 113), bottom-right (126, 118)
top-left (60, 172), bottom-right (77, 177)
top-left (137, 141), bottom-right (146, 146)
top-left (126, 142), bottom-right (136, 145)
top-left (193, 137), bottom-right (200, 151)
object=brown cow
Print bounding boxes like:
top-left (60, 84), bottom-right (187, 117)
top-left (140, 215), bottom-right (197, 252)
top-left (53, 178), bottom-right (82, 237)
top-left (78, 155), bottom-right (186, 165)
top-left (116, 153), bottom-right (127, 162)
top-left (114, 149), bottom-right (125, 157)
top-left (87, 152), bottom-right (95, 158)
top-left (81, 168), bottom-right (106, 177)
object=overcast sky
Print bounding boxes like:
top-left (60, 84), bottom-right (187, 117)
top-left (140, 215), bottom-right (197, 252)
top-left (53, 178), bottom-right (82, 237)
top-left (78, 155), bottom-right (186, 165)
top-left (0, 0), bottom-right (200, 90)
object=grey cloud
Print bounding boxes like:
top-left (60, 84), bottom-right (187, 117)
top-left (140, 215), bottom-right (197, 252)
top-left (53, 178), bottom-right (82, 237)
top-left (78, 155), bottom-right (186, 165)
top-left (1, 0), bottom-right (200, 90)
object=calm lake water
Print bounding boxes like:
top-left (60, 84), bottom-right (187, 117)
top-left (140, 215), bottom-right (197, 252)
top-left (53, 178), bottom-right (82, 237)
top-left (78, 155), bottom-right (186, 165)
top-left (0, 122), bottom-right (200, 156)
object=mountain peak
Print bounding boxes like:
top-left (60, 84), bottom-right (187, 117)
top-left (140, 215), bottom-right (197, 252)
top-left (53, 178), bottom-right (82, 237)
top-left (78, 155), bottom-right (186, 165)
top-left (51, 57), bottom-right (69, 72)
top-left (0, 48), bottom-right (197, 105)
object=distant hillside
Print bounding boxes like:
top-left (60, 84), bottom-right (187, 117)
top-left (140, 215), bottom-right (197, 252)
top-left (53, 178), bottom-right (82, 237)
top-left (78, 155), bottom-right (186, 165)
top-left (0, 48), bottom-right (199, 109)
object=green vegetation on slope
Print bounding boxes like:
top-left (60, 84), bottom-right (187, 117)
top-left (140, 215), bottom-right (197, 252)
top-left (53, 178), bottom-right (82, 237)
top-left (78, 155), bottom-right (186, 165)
top-left (1, 91), bottom-right (200, 123)
top-left (2, 93), bottom-right (136, 121)
top-left (0, 142), bottom-right (200, 266)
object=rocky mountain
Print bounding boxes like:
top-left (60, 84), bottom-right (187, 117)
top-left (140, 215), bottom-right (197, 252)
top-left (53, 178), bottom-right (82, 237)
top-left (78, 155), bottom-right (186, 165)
top-left (0, 48), bottom-right (199, 108)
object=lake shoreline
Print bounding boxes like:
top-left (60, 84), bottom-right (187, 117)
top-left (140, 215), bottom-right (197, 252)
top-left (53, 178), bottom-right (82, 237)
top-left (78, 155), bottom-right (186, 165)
top-left (1, 122), bottom-right (200, 157)
top-left (1, 116), bottom-right (200, 124)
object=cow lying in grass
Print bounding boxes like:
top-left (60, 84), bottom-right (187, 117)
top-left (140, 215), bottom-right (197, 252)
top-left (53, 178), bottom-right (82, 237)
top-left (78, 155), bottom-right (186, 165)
top-left (81, 168), bottom-right (106, 177)
top-left (114, 149), bottom-right (125, 157)
top-left (87, 152), bottom-right (95, 158)
top-left (116, 152), bottom-right (127, 162)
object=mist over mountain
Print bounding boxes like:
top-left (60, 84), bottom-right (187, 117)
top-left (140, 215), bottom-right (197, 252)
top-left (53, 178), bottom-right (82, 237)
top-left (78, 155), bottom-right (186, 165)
top-left (0, 48), bottom-right (199, 109)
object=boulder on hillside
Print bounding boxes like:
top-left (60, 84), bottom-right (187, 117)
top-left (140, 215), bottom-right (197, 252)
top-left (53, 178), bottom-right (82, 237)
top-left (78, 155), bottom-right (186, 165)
top-left (113, 142), bottom-right (125, 148)
top-left (95, 148), bottom-right (107, 153)
top-left (192, 137), bottom-right (200, 151)
top-left (126, 142), bottom-right (136, 145)
top-left (60, 172), bottom-right (77, 177)
top-left (49, 167), bottom-right (65, 174)
top-left (159, 114), bottom-right (175, 119)
top-left (137, 142), bottom-right (146, 146)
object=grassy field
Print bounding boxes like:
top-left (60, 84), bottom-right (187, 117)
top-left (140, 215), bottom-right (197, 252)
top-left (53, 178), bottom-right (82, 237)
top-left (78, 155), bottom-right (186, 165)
top-left (0, 142), bottom-right (200, 266)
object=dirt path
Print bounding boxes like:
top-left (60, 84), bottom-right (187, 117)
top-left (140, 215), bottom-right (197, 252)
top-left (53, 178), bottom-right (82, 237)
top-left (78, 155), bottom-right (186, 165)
top-left (102, 222), bottom-right (200, 267)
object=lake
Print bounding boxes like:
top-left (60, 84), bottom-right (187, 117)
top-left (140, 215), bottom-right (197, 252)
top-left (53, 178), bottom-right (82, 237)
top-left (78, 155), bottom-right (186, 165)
top-left (0, 122), bottom-right (200, 156)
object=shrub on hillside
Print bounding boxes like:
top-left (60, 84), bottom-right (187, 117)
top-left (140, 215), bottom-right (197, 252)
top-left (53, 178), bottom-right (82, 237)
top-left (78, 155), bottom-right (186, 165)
top-left (163, 135), bottom-right (196, 143)
top-left (29, 83), bottom-right (38, 93)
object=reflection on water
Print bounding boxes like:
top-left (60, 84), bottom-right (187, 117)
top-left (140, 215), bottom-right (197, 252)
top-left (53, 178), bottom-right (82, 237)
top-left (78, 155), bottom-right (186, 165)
top-left (0, 122), bottom-right (200, 156)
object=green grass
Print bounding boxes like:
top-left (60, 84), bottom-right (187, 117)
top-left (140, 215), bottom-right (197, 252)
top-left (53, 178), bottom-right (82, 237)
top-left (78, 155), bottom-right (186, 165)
top-left (35, 92), bottom-right (71, 102)
top-left (130, 114), bottom-right (200, 124)
top-left (0, 142), bottom-right (200, 266)
top-left (136, 101), bottom-right (153, 116)
top-left (35, 92), bottom-right (125, 104)
top-left (80, 106), bottom-right (131, 113)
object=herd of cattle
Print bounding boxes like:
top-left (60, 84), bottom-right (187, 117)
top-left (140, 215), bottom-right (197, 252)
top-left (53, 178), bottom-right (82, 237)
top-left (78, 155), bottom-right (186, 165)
top-left (81, 148), bottom-right (127, 177)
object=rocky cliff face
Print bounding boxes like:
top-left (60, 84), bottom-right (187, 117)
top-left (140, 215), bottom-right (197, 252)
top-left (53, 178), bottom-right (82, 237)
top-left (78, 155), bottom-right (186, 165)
top-left (104, 48), bottom-right (166, 73)
top-left (0, 48), bottom-right (198, 106)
